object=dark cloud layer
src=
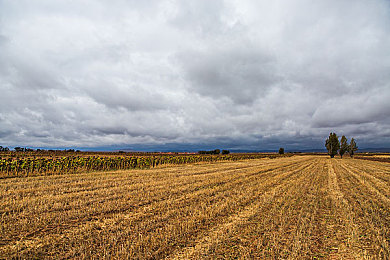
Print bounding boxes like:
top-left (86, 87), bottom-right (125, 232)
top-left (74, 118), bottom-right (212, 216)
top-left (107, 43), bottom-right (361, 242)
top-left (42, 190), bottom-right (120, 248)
top-left (0, 0), bottom-right (390, 150)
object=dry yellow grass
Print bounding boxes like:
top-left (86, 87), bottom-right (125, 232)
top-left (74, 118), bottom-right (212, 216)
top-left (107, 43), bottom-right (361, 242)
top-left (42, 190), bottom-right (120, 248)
top-left (0, 156), bottom-right (389, 259)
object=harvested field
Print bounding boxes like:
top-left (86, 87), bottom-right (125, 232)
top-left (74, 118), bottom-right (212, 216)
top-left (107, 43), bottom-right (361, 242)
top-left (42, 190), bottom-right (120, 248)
top-left (0, 156), bottom-right (389, 259)
top-left (355, 156), bottom-right (390, 164)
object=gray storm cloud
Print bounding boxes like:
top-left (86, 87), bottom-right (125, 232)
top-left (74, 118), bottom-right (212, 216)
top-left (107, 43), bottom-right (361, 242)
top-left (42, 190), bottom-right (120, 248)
top-left (0, 0), bottom-right (389, 150)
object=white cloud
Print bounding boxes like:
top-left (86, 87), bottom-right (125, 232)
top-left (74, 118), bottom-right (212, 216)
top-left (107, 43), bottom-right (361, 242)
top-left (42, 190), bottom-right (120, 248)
top-left (0, 0), bottom-right (390, 149)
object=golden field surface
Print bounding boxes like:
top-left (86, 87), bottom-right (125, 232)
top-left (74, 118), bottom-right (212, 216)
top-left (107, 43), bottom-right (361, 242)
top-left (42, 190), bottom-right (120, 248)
top-left (0, 156), bottom-right (389, 259)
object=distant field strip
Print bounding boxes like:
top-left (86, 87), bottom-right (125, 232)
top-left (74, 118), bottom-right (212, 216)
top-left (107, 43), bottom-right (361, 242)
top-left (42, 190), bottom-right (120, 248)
top-left (0, 156), bottom-right (389, 259)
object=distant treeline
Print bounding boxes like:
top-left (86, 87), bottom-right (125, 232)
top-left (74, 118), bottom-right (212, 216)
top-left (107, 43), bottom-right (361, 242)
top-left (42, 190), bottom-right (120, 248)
top-left (0, 146), bottom-right (81, 153)
top-left (1, 146), bottom-right (234, 157)
top-left (0, 146), bottom-right (10, 152)
top-left (198, 149), bottom-right (230, 155)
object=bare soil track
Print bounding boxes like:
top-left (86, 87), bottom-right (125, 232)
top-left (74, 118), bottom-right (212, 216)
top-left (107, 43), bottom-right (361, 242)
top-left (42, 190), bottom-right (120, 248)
top-left (0, 156), bottom-right (389, 259)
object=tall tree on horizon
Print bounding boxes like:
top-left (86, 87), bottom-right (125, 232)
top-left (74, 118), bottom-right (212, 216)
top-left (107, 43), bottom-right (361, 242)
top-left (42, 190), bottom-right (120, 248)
top-left (325, 132), bottom-right (340, 158)
top-left (339, 135), bottom-right (348, 158)
top-left (348, 138), bottom-right (358, 158)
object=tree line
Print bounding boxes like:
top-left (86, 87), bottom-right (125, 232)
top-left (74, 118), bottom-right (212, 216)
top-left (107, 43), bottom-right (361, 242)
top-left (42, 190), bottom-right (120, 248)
top-left (0, 146), bottom-right (10, 152)
top-left (198, 149), bottom-right (230, 155)
top-left (0, 146), bottom-right (81, 153)
top-left (325, 133), bottom-right (358, 158)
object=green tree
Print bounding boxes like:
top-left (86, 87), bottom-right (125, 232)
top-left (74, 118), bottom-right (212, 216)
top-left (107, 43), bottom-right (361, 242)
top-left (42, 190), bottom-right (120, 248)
top-left (278, 148), bottom-right (284, 154)
top-left (339, 135), bottom-right (348, 158)
top-left (325, 133), bottom-right (340, 158)
top-left (348, 138), bottom-right (358, 158)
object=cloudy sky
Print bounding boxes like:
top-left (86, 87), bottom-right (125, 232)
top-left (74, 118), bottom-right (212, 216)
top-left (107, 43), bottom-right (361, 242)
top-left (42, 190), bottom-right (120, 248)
top-left (1, 0), bottom-right (390, 151)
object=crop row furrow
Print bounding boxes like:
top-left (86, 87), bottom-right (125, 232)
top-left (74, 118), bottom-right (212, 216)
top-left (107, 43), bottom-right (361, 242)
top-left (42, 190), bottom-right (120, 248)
top-left (168, 159), bottom-right (321, 259)
top-left (334, 161), bottom-right (390, 258)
